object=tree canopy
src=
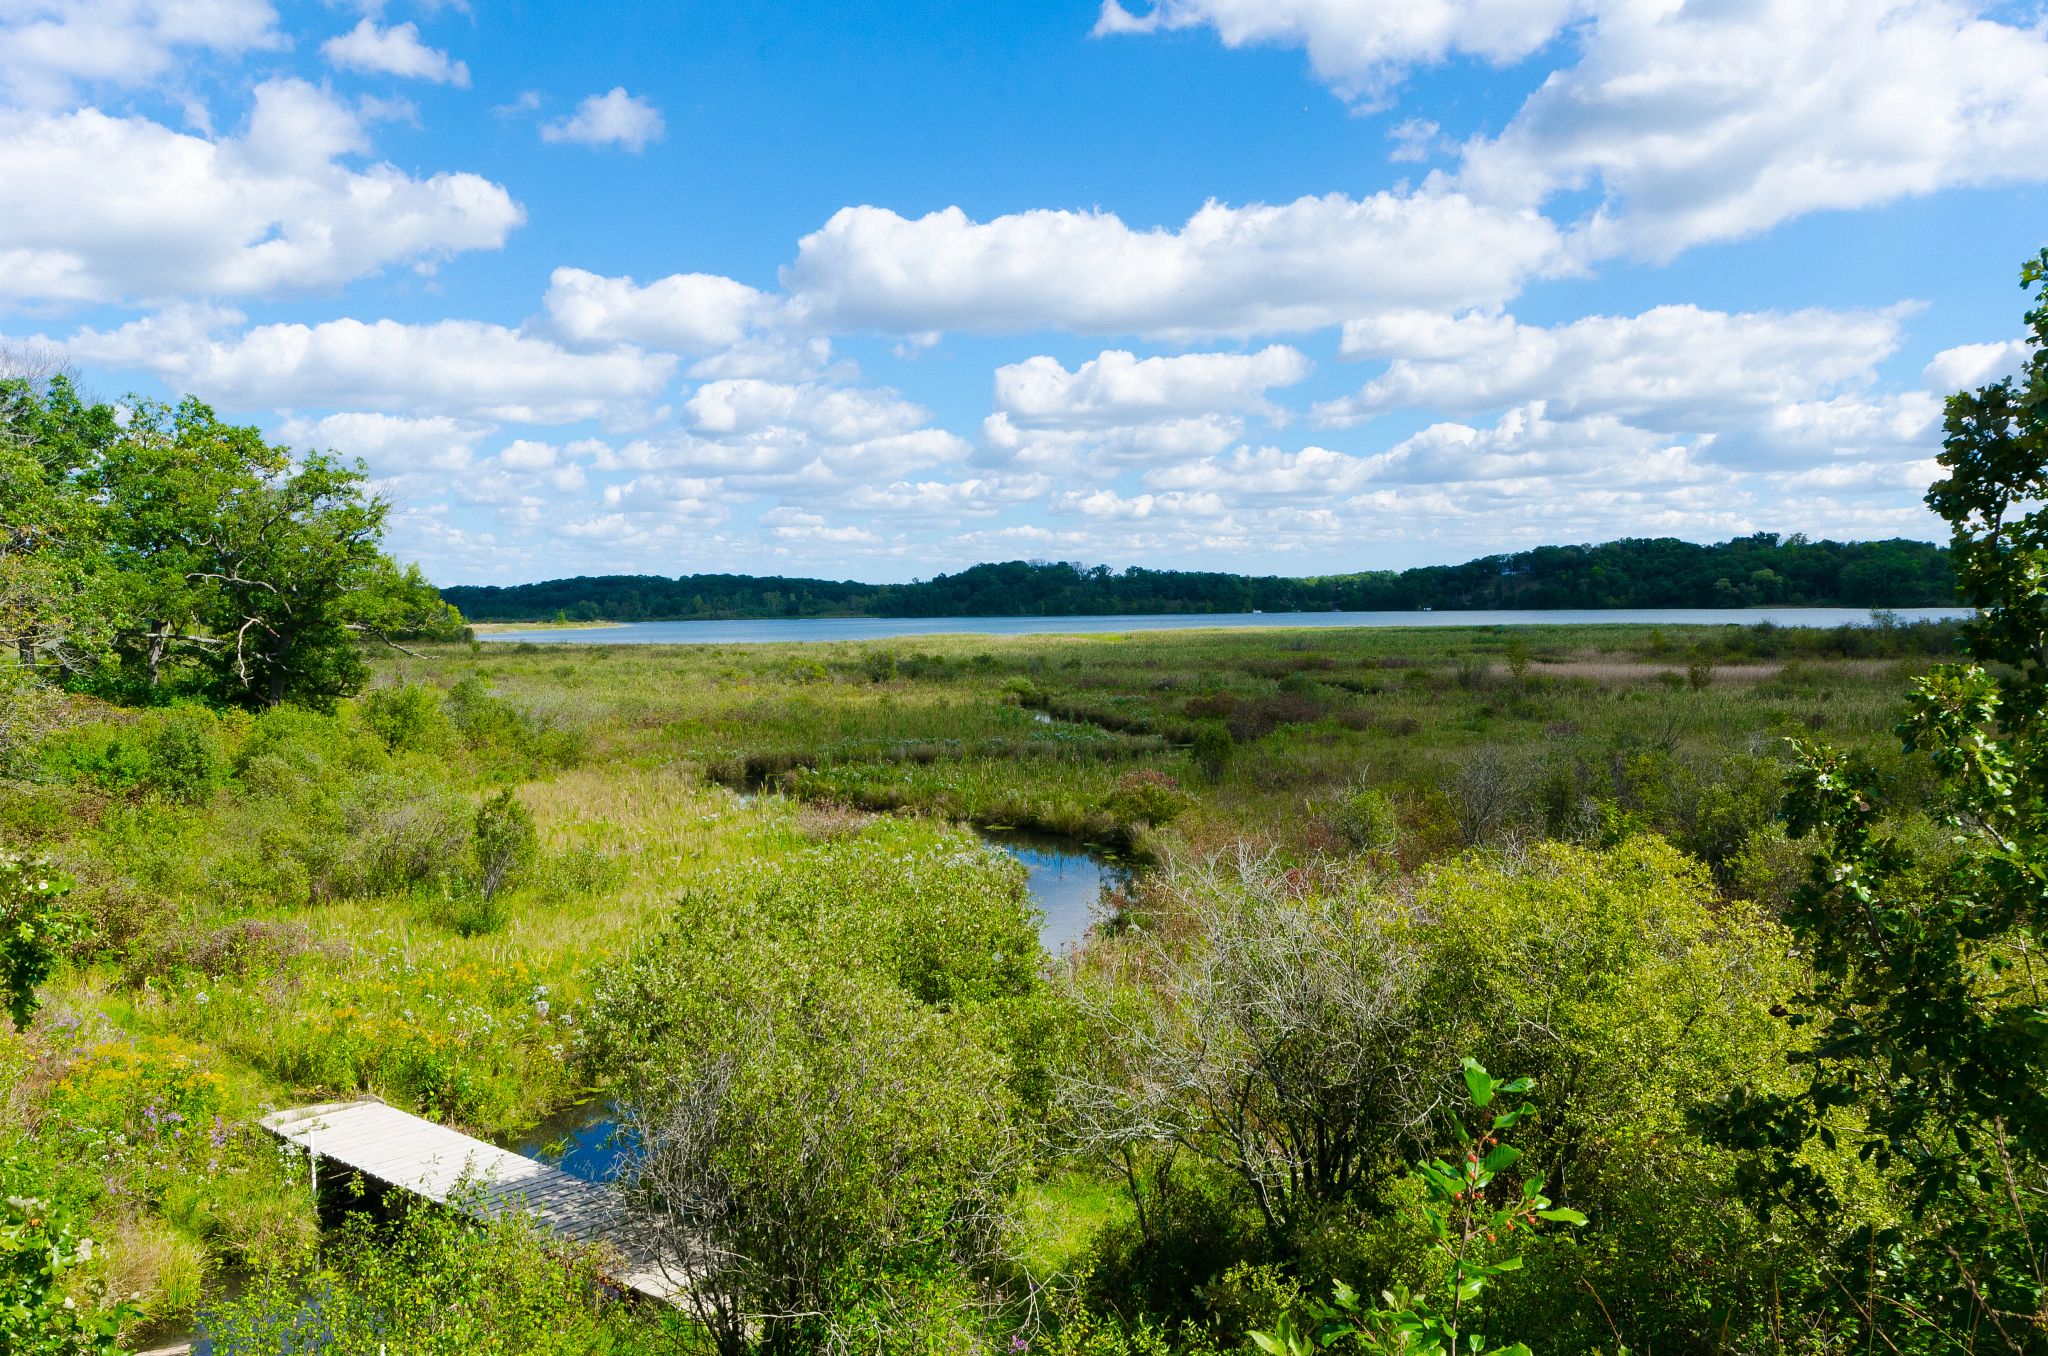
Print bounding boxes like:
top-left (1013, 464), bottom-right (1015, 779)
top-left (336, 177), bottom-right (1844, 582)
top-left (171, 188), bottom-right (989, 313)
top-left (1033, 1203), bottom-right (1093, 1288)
top-left (1, 377), bottom-right (459, 710)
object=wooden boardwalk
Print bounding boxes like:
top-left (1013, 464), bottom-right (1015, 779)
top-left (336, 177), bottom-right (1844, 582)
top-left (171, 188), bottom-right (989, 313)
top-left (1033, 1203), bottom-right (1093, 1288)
top-left (261, 1100), bottom-right (682, 1304)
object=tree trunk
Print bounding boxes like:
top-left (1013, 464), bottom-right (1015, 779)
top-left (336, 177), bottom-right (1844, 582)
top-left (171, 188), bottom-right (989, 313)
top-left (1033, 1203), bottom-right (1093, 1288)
top-left (146, 621), bottom-right (168, 689)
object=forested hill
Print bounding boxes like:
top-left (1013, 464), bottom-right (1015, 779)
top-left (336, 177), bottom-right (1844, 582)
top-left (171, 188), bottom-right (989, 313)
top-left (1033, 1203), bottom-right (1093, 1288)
top-left (442, 535), bottom-right (1953, 622)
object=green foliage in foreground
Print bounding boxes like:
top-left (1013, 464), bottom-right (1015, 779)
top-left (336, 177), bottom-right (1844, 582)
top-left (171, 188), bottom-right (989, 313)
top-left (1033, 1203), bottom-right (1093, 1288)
top-left (579, 825), bottom-right (1047, 1354)
top-left (204, 1202), bottom-right (687, 1354)
top-left (1703, 250), bottom-right (2048, 1353)
top-left (0, 852), bottom-right (72, 1030)
top-left (1059, 839), bottom-right (1800, 1352)
top-left (0, 1160), bottom-right (132, 1355)
top-left (1251, 1059), bottom-right (1586, 1356)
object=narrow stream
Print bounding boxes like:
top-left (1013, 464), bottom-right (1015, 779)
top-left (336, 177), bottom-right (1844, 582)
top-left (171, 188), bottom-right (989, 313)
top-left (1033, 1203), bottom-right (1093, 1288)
top-left (724, 777), bottom-right (1131, 954)
top-left (977, 825), bottom-right (1130, 955)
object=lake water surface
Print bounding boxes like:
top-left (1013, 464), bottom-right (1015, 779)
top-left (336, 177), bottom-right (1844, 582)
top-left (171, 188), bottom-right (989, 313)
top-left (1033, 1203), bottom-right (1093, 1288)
top-left (480, 607), bottom-right (1967, 647)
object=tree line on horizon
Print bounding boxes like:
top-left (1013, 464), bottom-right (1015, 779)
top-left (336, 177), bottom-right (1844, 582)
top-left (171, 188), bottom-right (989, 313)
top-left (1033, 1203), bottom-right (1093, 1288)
top-left (439, 533), bottom-right (1955, 623)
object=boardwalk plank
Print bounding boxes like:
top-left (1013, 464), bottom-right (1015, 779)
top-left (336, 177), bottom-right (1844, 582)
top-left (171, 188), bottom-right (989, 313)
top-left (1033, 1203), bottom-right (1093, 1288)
top-left (260, 1100), bottom-right (682, 1304)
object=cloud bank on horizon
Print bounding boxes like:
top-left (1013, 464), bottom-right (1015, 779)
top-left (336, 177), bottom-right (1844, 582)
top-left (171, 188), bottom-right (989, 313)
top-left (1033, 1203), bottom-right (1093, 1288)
top-left (0, 0), bottom-right (2040, 585)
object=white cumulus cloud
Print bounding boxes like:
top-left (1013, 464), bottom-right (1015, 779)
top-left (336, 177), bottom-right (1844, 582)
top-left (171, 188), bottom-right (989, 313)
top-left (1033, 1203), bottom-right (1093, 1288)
top-left (540, 87), bottom-right (665, 151)
top-left (0, 79), bottom-right (521, 307)
top-left (0, 0), bottom-right (282, 106)
top-left (321, 19), bottom-right (469, 86)
top-left (544, 267), bottom-right (773, 352)
top-left (1316, 304), bottom-right (1916, 437)
top-left (277, 411), bottom-right (488, 473)
top-left (63, 307), bottom-right (678, 424)
top-left (683, 379), bottom-right (931, 443)
top-left (1458, 0), bottom-right (2048, 258)
top-left (783, 191), bottom-right (1564, 339)
top-left (981, 412), bottom-right (1242, 471)
top-left (1107, 0), bottom-right (2048, 263)
top-left (994, 345), bottom-right (1309, 427)
top-left (1092, 0), bottom-right (1583, 104)
top-left (1924, 337), bottom-right (2030, 393)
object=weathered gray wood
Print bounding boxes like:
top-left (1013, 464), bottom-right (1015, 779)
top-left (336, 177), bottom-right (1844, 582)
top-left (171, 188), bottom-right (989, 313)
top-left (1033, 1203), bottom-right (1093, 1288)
top-left (260, 1099), bottom-right (684, 1304)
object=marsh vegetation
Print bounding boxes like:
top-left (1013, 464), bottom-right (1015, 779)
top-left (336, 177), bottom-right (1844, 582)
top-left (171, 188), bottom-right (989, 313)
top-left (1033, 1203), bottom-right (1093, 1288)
top-left (0, 612), bottom-right (1978, 1353)
top-left (4, 253), bottom-right (2047, 1356)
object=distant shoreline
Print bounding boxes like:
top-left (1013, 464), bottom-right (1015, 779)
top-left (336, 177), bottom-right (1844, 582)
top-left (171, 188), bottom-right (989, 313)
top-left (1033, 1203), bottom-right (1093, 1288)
top-left (471, 606), bottom-right (1970, 647)
top-left (469, 619), bottom-right (627, 634)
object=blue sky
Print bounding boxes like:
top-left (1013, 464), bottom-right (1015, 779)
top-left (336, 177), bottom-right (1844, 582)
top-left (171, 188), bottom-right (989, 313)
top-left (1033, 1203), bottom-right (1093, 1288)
top-left (2, 1), bottom-right (2042, 585)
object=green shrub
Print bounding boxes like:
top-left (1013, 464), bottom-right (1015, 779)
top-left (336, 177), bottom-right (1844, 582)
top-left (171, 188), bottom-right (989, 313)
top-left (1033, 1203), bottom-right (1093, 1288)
top-left (0, 1158), bottom-right (135, 1354)
top-left (1079, 1159), bottom-right (1265, 1331)
top-left (144, 707), bottom-right (226, 804)
top-left (0, 664), bottom-right (60, 778)
top-left (202, 1201), bottom-right (682, 1354)
top-left (472, 789), bottom-right (537, 903)
top-left (1063, 841), bottom-right (1796, 1346)
top-left (1678, 753), bottom-right (1783, 885)
top-left (1324, 781), bottom-right (1399, 855)
top-left (0, 852), bottom-right (74, 1030)
top-left (445, 675), bottom-right (584, 774)
top-left (339, 775), bottom-right (472, 900)
top-left (1685, 650), bottom-right (1715, 691)
top-left (1191, 725), bottom-right (1232, 781)
top-left (233, 705), bottom-right (387, 793)
top-left (1250, 1059), bottom-right (1585, 1356)
top-left (1100, 770), bottom-right (1194, 827)
top-left (584, 957), bottom-right (1020, 1355)
top-left (358, 682), bottom-right (454, 754)
top-left (39, 724), bottom-right (150, 791)
top-left (430, 883), bottom-right (505, 939)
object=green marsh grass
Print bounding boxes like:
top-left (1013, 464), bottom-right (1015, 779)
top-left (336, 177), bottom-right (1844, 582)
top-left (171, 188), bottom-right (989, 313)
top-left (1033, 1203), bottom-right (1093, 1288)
top-left (2, 618), bottom-right (1958, 1342)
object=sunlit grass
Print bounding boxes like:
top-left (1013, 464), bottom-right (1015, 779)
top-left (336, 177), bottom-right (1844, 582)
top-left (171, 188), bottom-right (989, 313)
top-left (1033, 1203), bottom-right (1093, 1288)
top-left (7, 618), bottom-right (1953, 1343)
top-left (1011, 1169), bottom-right (1135, 1284)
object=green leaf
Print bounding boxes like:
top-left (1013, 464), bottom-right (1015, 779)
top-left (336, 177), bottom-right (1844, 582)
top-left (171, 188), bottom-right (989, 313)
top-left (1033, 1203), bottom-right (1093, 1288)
top-left (1463, 1058), bottom-right (1495, 1108)
top-left (1480, 1143), bottom-right (1521, 1173)
top-left (1537, 1207), bottom-right (1588, 1226)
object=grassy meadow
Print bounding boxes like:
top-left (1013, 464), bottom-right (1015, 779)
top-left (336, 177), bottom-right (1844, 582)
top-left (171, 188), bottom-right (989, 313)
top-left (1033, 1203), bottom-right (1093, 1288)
top-left (1, 617), bottom-right (1965, 1351)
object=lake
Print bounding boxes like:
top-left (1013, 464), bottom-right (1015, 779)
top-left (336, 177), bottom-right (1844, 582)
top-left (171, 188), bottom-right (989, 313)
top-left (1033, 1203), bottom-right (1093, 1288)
top-left (480, 607), bottom-right (1969, 646)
